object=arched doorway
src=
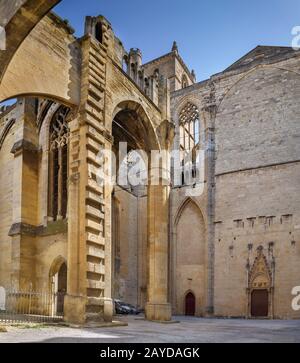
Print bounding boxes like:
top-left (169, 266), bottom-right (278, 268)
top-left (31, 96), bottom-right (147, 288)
top-left (185, 292), bottom-right (196, 316)
top-left (174, 199), bottom-right (205, 316)
top-left (111, 103), bottom-right (155, 309)
top-left (55, 263), bottom-right (67, 314)
top-left (251, 289), bottom-right (268, 317)
top-left (50, 257), bottom-right (67, 316)
top-left (248, 248), bottom-right (272, 318)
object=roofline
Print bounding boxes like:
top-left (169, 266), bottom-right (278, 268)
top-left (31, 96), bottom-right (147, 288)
top-left (224, 45), bottom-right (298, 72)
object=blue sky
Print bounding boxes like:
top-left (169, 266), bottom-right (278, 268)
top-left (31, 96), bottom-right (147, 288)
top-left (2, 0), bottom-right (300, 106)
top-left (53, 0), bottom-right (300, 81)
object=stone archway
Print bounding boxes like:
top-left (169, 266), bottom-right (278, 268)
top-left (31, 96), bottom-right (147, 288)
top-left (173, 198), bottom-right (206, 316)
top-left (0, 1), bottom-right (80, 106)
top-left (248, 248), bottom-right (273, 318)
top-left (49, 256), bottom-right (67, 315)
top-left (111, 101), bottom-right (172, 320)
top-left (185, 291), bottom-right (196, 316)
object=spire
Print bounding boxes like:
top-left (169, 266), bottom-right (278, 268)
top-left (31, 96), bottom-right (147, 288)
top-left (172, 41), bottom-right (178, 53)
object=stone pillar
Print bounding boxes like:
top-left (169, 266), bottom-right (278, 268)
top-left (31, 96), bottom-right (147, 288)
top-left (202, 81), bottom-right (217, 316)
top-left (64, 117), bottom-right (87, 324)
top-left (145, 181), bottom-right (172, 321)
top-left (64, 20), bottom-right (114, 324)
top-left (145, 120), bottom-right (174, 322)
top-left (8, 99), bottom-right (39, 291)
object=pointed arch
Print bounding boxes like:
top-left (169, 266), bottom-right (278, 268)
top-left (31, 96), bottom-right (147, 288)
top-left (112, 100), bottom-right (160, 151)
top-left (249, 248), bottom-right (272, 289)
top-left (216, 64), bottom-right (300, 112)
top-left (0, 118), bottom-right (15, 152)
top-left (49, 256), bottom-right (67, 278)
top-left (174, 197), bottom-right (205, 227)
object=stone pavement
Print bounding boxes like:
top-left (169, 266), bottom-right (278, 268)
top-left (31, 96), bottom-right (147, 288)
top-left (0, 316), bottom-right (300, 343)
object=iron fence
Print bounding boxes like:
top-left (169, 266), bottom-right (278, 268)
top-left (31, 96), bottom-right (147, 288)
top-left (0, 288), bottom-right (65, 325)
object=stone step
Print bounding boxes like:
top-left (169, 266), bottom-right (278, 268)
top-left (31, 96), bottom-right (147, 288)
top-left (89, 50), bottom-right (106, 67)
top-left (90, 42), bottom-right (107, 58)
top-left (86, 125), bottom-right (106, 144)
top-left (85, 115), bottom-right (105, 136)
top-left (86, 204), bottom-right (105, 220)
top-left (87, 262), bottom-right (105, 275)
top-left (89, 59), bottom-right (106, 78)
top-left (88, 83), bottom-right (105, 99)
top-left (87, 178), bottom-right (103, 195)
top-left (89, 67), bottom-right (105, 85)
top-left (86, 190), bottom-right (105, 205)
top-left (86, 232), bottom-right (105, 246)
top-left (84, 102), bottom-right (104, 122)
top-left (87, 279), bottom-right (105, 290)
top-left (87, 135), bottom-right (102, 153)
top-left (86, 218), bottom-right (103, 233)
top-left (87, 244), bottom-right (105, 259)
top-left (88, 74), bottom-right (104, 91)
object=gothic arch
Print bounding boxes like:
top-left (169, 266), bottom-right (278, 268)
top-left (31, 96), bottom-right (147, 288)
top-left (249, 249), bottom-right (272, 290)
top-left (216, 64), bottom-right (300, 112)
top-left (171, 197), bottom-right (206, 316)
top-left (247, 248), bottom-right (273, 318)
top-left (174, 197), bottom-right (206, 227)
top-left (0, 118), bottom-right (15, 152)
top-left (49, 255), bottom-right (67, 278)
top-left (112, 100), bottom-right (160, 151)
top-left (172, 95), bottom-right (207, 129)
top-left (184, 290), bottom-right (196, 316)
top-left (0, 0), bottom-right (60, 84)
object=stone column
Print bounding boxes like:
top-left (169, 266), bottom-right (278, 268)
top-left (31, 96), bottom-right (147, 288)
top-left (145, 182), bottom-right (172, 321)
top-left (64, 117), bottom-right (87, 324)
top-left (202, 82), bottom-right (217, 316)
top-left (145, 120), bottom-right (174, 322)
top-left (8, 99), bottom-right (39, 291)
top-left (64, 20), bottom-right (113, 324)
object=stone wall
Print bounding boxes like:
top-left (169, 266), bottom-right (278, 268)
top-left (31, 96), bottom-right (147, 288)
top-left (171, 48), bottom-right (300, 318)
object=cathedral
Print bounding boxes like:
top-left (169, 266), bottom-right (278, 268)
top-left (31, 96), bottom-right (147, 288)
top-left (0, 0), bottom-right (299, 324)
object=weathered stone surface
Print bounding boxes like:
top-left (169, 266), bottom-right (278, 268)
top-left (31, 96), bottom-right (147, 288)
top-left (0, 1), bottom-right (299, 323)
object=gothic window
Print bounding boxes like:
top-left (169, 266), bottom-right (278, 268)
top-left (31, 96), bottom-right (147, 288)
top-left (179, 102), bottom-right (200, 153)
top-left (179, 103), bottom-right (200, 185)
top-left (182, 74), bottom-right (188, 89)
top-left (48, 106), bottom-right (70, 221)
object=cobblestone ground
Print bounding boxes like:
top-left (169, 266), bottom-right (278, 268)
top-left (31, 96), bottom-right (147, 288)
top-left (1, 316), bottom-right (300, 343)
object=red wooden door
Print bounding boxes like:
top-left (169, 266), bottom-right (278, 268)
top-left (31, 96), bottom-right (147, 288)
top-left (251, 290), bottom-right (269, 317)
top-left (185, 292), bottom-right (196, 316)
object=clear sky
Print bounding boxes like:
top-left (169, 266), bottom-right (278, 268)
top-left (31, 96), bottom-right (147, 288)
top-left (1, 0), bottom-right (300, 107)
top-left (53, 0), bottom-right (300, 82)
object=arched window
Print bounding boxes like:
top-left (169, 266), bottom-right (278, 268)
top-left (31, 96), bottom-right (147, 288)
top-left (179, 103), bottom-right (200, 185)
top-left (48, 106), bottom-right (70, 221)
top-left (182, 74), bottom-right (188, 89)
top-left (179, 102), bottom-right (200, 152)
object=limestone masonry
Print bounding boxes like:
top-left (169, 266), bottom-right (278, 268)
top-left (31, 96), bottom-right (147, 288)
top-left (0, 0), bottom-right (299, 323)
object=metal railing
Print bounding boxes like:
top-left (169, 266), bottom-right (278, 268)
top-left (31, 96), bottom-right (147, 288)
top-left (0, 288), bottom-right (65, 325)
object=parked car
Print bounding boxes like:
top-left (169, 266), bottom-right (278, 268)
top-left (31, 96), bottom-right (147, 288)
top-left (114, 300), bottom-right (141, 315)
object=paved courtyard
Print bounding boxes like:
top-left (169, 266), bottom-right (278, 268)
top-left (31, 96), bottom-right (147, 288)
top-left (1, 316), bottom-right (300, 343)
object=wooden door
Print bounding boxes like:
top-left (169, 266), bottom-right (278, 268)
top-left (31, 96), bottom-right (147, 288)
top-left (185, 292), bottom-right (196, 316)
top-left (251, 289), bottom-right (269, 317)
